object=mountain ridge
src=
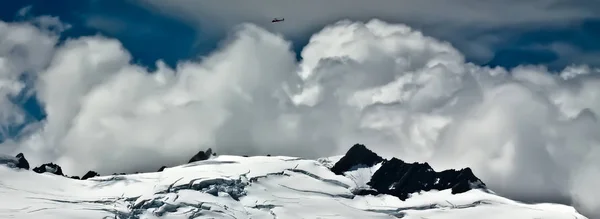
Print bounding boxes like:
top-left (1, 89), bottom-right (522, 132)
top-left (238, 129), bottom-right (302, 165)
top-left (0, 144), bottom-right (590, 218)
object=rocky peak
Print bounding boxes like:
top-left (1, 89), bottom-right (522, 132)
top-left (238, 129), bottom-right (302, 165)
top-left (33, 163), bottom-right (64, 176)
top-left (331, 144), bottom-right (488, 201)
top-left (188, 148), bottom-right (213, 163)
top-left (330, 144), bottom-right (384, 175)
top-left (81, 171), bottom-right (100, 180)
top-left (15, 153), bottom-right (29, 170)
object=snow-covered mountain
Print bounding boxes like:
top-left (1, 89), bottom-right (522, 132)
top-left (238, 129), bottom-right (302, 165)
top-left (0, 144), bottom-right (588, 219)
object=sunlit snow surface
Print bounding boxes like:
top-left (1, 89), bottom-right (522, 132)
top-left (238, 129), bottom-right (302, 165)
top-left (0, 155), bottom-right (588, 219)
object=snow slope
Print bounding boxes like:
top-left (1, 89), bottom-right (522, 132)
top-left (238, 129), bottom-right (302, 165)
top-left (0, 155), bottom-right (588, 219)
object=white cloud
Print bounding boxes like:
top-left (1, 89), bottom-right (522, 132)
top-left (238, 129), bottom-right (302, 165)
top-left (0, 20), bottom-right (60, 147)
top-left (1, 18), bottom-right (600, 217)
top-left (32, 16), bottom-right (72, 33)
top-left (16, 5), bottom-right (33, 18)
top-left (14, 6), bottom-right (72, 33)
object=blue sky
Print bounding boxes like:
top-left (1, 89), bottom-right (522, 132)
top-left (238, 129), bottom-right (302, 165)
top-left (485, 19), bottom-right (600, 68)
top-left (1, 0), bottom-right (599, 143)
top-left (1, 0), bottom-right (201, 68)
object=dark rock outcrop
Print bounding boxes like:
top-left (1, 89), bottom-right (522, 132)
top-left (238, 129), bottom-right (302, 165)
top-left (330, 144), bottom-right (384, 175)
top-left (158, 166), bottom-right (167, 172)
top-left (81, 171), bottom-right (100, 180)
top-left (7, 156), bottom-right (94, 180)
top-left (15, 153), bottom-right (30, 170)
top-left (368, 158), bottom-right (486, 200)
top-left (188, 148), bottom-right (212, 163)
top-left (33, 163), bottom-right (64, 176)
top-left (331, 144), bottom-right (487, 201)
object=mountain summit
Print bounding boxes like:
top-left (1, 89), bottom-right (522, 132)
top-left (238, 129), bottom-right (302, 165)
top-left (331, 144), bottom-right (488, 200)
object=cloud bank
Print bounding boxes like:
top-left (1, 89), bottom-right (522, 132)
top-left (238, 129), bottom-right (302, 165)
top-left (1, 17), bottom-right (600, 217)
top-left (136, 0), bottom-right (599, 34)
top-left (135, 0), bottom-right (600, 63)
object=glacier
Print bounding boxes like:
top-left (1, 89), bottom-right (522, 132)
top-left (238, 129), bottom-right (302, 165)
top-left (0, 150), bottom-right (588, 219)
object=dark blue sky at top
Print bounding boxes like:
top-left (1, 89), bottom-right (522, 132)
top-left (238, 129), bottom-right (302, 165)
top-left (1, 0), bottom-right (204, 68)
top-left (0, 0), bottom-right (599, 143)
top-left (485, 20), bottom-right (600, 69)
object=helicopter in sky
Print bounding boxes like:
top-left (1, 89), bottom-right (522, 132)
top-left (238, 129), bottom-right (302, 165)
top-left (271, 18), bottom-right (284, 23)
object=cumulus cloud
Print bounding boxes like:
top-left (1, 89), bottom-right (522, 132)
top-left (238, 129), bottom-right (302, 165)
top-left (14, 6), bottom-right (72, 33)
top-left (16, 5), bottom-right (33, 18)
top-left (1, 17), bottom-right (600, 217)
top-left (0, 20), bottom-right (61, 145)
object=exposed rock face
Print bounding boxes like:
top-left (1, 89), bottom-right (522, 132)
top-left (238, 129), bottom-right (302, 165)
top-left (158, 166), bottom-right (167, 172)
top-left (330, 144), bottom-right (384, 175)
top-left (15, 153), bottom-right (29, 170)
top-left (33, 163), bottom-right (64, 176)
top-left (3, 154), bottom-right (98, 180)
top-left (331, 144), bottom-right (487, 201)
top-left (188, 148), bottom-right (213, 163)
top-left (81, 171), bottom-right (100, 180)
top-left (368, 158), bottom-right (486, 200)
